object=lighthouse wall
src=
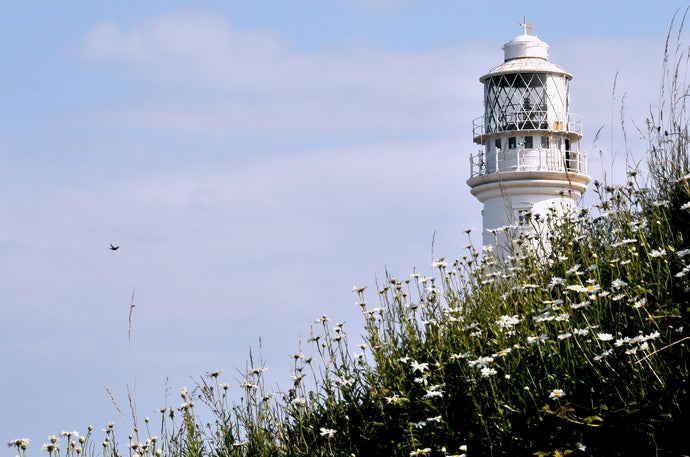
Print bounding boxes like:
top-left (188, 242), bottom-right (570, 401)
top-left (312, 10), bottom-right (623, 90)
top-left (481, 193), bottom-right (579, 251)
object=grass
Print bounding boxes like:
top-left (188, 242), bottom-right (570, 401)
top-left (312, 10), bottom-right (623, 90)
top-left (10, 12), bottom-right (690, 457)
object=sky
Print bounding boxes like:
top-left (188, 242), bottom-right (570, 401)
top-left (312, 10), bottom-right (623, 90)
top-left (1, 0), bottom-right (686, 449)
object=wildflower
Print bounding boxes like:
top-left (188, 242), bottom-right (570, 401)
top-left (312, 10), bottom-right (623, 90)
top-left (352, 286), bottom-right (366, 293)
top-left (585, 284), bottom-right (601, 294)
top-left (555, 313), bottom-right (570, 322)
top-left (566, 284), bottom-right (589, 293)
top-left (319, 428), bottom-right (336, 438)
top-left (645, 331), bottom-right (661, 340)
top-left (649, 249), bottom-right (666, 258)
top-left (612, 238), bottom-right (637, 248)
top-left (680, 201), bottom-right (690, 210)
top-left (632, 297), bottom-right (646, 308)
top-left (565, 264), bottom-right (581, 276)
top-left (549, 389), bottom-right (565, 400)
top-left (468, 356), bottom-right (494, 368)
top-left (612, 293), bottom-right (625, 301)
top-left (558, 332), bottom-right (572, 340)
top-left (410, 361), bottom-right (429, 373)
top-left (427, 415), bottom-right (443, 422)
top-left (291, 397), bottom-right (306, 406)
top-left (180, 387), bottom-right (188, 399)
top-left (597, 333), bottom-right (614, 341)
top-left (480, 367), bottom-right (497, 377)
top-left (593, 349), bottom-right (613, 362)
top-left (450, 352), bottom-right (469, 360)
top-left (385, 394), bottom-right (401, 403)
top-left (533, 311), bottom-right (554, 323)
top-left (576, 442), bottom-right (586, 451)
top-left (431, 258), bottom-right (447, 268)
top-left (570, 300), bottom-right (590, 309)
top-left (652, 200), bottom-right (670, 207)
top-left (527, 334), bottom-right (548, 345)
top-left (410, 447), bottom-right (432, 456)
top-left (678, 248), bottom-right (690, 258)
top-left (398, 356), bottom-right (410, 363)
top-left (8, 439), bottom-right (30, 449)
top-left (496, 314), bottom-right (521, 328)
top-left (334, 377), bottom-right (354, 387)
top-left (611, 278), bottom-right (628, 289)
top-left (241, 379), bottom-right (258, 389)
top-left (573, 327), bottom-right (589, 336)
top-left (675, 266), bottom-right (690, 278)
top-left (413, 421), bottom-right (427, 429)
top-left (424, 385), bottom-right (444, 398)
top-left (615, 337), bottom-right (632, 347)
top-left (492, 348), bottom-right (512, 357)
top-left (233, 441), bottom-right (247, 447)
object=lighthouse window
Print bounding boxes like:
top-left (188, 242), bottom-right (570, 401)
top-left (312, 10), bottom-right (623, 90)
top-left (541, 136), bottom-right (550, 148)
top-left (517, 209), bottom-right (532, 225)
top-left (508, 137), bottom-right (516, 149)
top-left (524, 136), bottom-right (533, 149)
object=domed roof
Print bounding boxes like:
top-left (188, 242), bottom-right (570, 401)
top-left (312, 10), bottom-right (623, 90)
top-left (503, 33), bottom-right (548, 61)
top-left (479, 32), bottom-right (572, 82)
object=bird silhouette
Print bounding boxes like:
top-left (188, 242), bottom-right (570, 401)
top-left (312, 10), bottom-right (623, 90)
top-left (109, 243), bottom-right (119, 251)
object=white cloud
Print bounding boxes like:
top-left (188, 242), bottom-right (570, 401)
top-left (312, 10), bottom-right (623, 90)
top-left (71, 12), bottom-right (490, 137)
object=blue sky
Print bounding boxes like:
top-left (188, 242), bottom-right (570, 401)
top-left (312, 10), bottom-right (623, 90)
top-left (1, 0), bottom-right (685, 448)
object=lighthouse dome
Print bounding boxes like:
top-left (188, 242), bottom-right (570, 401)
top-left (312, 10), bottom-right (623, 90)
top-left (503, 33), bottom-right (549, 61)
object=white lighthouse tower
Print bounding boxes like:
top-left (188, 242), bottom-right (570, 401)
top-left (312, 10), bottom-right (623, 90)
top-left (467, 24), bottom-right (590, 253)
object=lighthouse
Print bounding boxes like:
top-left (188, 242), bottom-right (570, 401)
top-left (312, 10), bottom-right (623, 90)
top-left (467, 24), bottom-right (590, 254)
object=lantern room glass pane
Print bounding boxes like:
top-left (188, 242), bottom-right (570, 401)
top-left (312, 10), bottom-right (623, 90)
top-left (484, 72), bottom-right (569, 134)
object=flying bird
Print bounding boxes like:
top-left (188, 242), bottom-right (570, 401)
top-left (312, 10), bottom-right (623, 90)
top-left (109, 243), bottom-right (119, 251)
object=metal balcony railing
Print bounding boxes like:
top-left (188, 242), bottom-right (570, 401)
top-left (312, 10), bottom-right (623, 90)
top-left (469, 147), bottom-right (587, 178)
top-left (472, 112), bottom-right (582, 140)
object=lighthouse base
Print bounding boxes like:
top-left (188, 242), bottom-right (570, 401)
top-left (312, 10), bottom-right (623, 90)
top-left (467, 170), bottom-right (590, 254)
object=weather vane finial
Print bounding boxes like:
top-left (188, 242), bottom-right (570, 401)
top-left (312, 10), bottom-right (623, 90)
top-left (519, 17), bottom-right (533, 35)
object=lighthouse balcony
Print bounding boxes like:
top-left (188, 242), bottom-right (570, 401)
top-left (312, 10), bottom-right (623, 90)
top-left (469, 146), bottom-right (587, 178)
top-left (472, 112), bottom-right (582, 143)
